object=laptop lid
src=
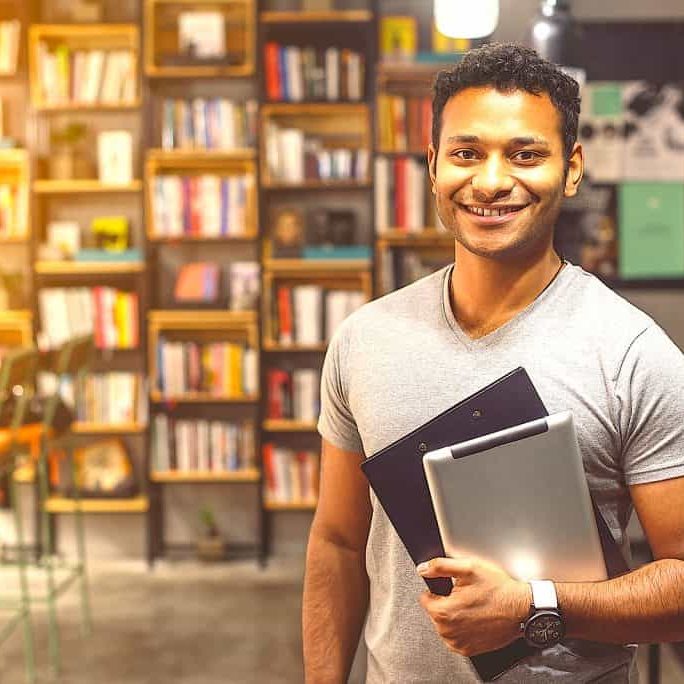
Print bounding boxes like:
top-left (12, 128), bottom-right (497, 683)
top-left (423, 411), bottom-right (608, 583)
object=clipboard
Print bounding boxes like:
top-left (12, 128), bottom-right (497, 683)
top-left (360, 367), bottom-right (629, 681)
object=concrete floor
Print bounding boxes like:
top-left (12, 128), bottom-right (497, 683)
top-left (0, 559), bottom-right (683, 684)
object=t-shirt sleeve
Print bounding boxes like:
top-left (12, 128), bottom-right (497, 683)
top-left (317, 320), bottom-right (365, 455)
top-left (615, 324), bottom-right (684, 485)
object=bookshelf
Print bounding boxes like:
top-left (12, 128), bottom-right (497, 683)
top-left (26, 3), bottom-right (149, 538)
top-left (0, 310), bottom-right (32, 347)
top-left (0, 148), bottom-right (30, 241)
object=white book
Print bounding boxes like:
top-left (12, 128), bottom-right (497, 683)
top-left (293, 369), bottom-right (319, 422)
top-left (324, 290), bottom-right (349, 341)
top-left (72, 51), bottom-right (87, 102)
top-left (348, 52), bottom-right (362, 101)
top-left (99, 52), bottom-right (119, 103)
top-left (286, 47), bottom-right (304, 103)
top-left (198, 174), bottom-right (221, 236)
top-left (242, 348), bottom-right (258, 396)
top-left (197, 420), bottom-right (209, 471)
top-left (98, 130), bottom-right (133, 185)
top-left (325, 47), bottom-right (340, 101)
top-left (218, 99), bottom-right (236, 149)
top-left (39, 288), bottom-right (70, 349)
top-left (192, 98), bottom-right (207, 148)
top-left (375, 157), bottom-right (389, 234)
top-left (178, 12), bottom-right (225, 58)
top-left (293, 285), bottom-right (323, 344)
top-left (265, 121), bottom-right (281, 180)
top-left (166, 176), bottom-right (184, 236)
top-left (279, 128), bottom-right (305, 183)
top-left (119, 52), bottom-right (137, 102)
top-left (83, 50), bottom-right (105, 103)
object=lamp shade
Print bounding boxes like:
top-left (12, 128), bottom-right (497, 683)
top-left (434, 0), bottom-right (500, 39)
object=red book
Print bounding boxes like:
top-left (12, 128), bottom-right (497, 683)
top-left (395, 158), bottom-right (406, 231)
top-left (267, 369), bottom-right (283, 419)
top-left (262, 443), bottom-right (276, 499)
top-left (265, 42), bottom-right (281, 101)
top-left (277, 286), bottom-right (293, 345)
top-left (189, 177), bottom-right (202, 235)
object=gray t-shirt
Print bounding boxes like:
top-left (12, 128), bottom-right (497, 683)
top-left (318, 262), bottom-right (684, 683)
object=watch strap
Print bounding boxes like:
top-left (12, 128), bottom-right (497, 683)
top-left (529, 580), bottom-right (558, 611)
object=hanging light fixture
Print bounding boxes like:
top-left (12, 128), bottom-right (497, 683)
top-left (434, 0), bottom-right (500, 39)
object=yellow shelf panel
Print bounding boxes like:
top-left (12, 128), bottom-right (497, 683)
top-left (261, 10), bottom-right (372, 23)
top-left (263, 259), bottom-right (371, 274)
top-left (262, 180), bottom-right (371, 190)
top-left (145, 64), bottom-right (254, 79)
top-left (148, 310), bottom-right (257, 328)
top-left (263, 420), bottom-right (318, 432)
top-left (31, 24), bottom-right (138, 38)
top-left (150, 391), bottom-right (259, 403)
top-left (33, 180), bottom-right (143, 194)
top-left (35, 261), bottom-right (145, 275)
top-left (45, 496), bottom-right (149, 514)
top-left (72, 422), bottom-right (147, 435)
top-left (147, 148), bottom-right (256, 162)
top-left (151, 469), bottom-right (260, 483)
top-left (34, 101), bottom-right (142, 112)
top-left (0, 235), bottom-right (30, 244)
top-left (376, 229), bottom-right (453, 247)
top-left (264, 499), bottom-right (317, 511)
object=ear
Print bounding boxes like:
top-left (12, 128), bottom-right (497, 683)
top-left (564, 142), bottom-right (584, 198)
top-left (427, 143), bottom-right (437, 195)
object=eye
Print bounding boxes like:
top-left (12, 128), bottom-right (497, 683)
top-left (511, 150), bottom-right (543, 163)
top-left (450, 149), bottom-right (479, 161)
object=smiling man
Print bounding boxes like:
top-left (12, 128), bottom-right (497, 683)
top-left (303, 44), bottom-right (684, 683)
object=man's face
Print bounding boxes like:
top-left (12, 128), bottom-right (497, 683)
top-left (427, 87), bottom-right (583, 261)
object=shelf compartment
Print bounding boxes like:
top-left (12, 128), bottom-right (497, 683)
top-left (34, 101), bottom-right (142, 113)
top-left (262, 342), bottom-right (327, 353)
top-left (150, 469), bottom-right (260, 483)
top-left (45, 496), bottom-right (149, 514)
top-left (260, 10), bottom-right (372, 24)
top-left (150, 391), bottom-right (259, 403)
top-left (262, 419), bottom-right (318, 432)
top-left (72, 422), bottom-right (147, 435)
top-left (0, 310), bottom-right (32, 347)
top-left (34, 261), bottom-right (145, 275)
top-left (33, 179), bottom-right (143, 194)
top-left (260, 103), bottom-right (371, 187)
top-left (28, 24), bottom-right (140, 110)
top-left (145, 149), bottom-right (258, 240)
top-left (144, 0), bottom-right (255, 79)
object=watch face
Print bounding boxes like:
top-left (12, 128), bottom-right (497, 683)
top-left (524, 610), bottom-right (564, 648)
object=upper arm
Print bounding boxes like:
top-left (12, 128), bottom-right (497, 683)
top-left (311, 438), bottom-right (371, 554)
top-left (629, 476), bottom-right (684, 560)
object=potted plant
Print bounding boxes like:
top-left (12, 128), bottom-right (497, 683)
top-left (49, 122), bottom-right (89, 180)
top-left (196, 506), bottom-right (225, 562)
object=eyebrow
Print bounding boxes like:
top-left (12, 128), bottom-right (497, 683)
top-left (445, 135), bottom-right (551, 146)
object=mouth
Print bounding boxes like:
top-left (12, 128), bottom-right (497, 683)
top-left (458, 203), bottom-right (530, 225)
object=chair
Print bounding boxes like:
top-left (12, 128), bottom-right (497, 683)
top-left (0, 347), bottom-right (39, 684)
top-left (34, 334), bottom-right (94, 675)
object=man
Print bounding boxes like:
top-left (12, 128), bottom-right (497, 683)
top-left (302, 43), bottom-right (684, 682)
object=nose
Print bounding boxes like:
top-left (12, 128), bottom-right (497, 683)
top-left (470, 155), bottom-right (515, 201)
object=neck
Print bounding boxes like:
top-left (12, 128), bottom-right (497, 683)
top-left (450, 244), bottom-right (563, 339)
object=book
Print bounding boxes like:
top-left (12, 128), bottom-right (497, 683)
top-left (229, 261), bottom-right (259, 311)
top-left (97, 130), bottom-right (133, 185)
top-left (178, 12), bottom-right (226, 59)
top-left (379, 16), bottom-right (418, 62)
top-left (618, 182), bottom-right (684, 278)
top-left (174, 262), bottom-right (220, 302)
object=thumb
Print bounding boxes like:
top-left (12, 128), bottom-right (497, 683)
top-left (417, 556), bottom-right (478, 582)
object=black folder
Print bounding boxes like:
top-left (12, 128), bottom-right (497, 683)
top-left (360, 367), bottom-right (629, 681)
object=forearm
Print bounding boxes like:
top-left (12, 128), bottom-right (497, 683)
top-left (302, 528), bottom-right (369, 684)
top-left (558, 558), bottom-right (684, 643)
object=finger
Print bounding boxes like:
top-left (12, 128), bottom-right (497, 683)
top-left (416, 556), bottom-right (477, 581)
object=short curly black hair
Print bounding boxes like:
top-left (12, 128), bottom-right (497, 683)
top-left (432, 43), bottom-right (581, 160)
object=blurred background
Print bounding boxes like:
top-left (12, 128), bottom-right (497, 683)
top-left (0, 0), bottom-right (683, 681)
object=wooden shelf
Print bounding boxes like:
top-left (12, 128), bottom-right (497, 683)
top-left (263, 420), bottom-right (318, 432)
top-left (262, 341), bottom-right (327, 353)
top-left (33, 180), bottom-right (143, 195)
top-left (148, 310), bottom-right (257, 328)
top-left (45, 496), bottom-right (149, 514)
top-left (148, 233), bottom-right (258, 243)
top-left (261, 10), bottom-right (372, 23)
top-left (34, 261), bottom-right (145, 275)
top-left (72, 422), bottom-right (147, 435)
top-left (151, 469), bottom-right (260, 483)
top-left (34, 101), bottom-right (142, 113)
top-left (263, 259), bottom-right (371, 273)
top-left (264, 499), bottom-right (317, 511)
top-left (261, 102), bottom-right (368, 116)
top-left (0, 235), bottom-right (30, 244)
top-left (262, 180), bottom-right (371, 190)
top-left (146, 64), bottom-right (254, 79)
top-left (147, 148), bottom-right (256, 162)
top-left (377, 229), bottom-right (453, 247)
top-left (150, 391), bottom-right (259, 403)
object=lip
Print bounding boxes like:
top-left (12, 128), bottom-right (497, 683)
top-left (458, 204), bottom-right (529, 226)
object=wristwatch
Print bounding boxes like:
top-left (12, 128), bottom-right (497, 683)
top-left (521, 580), bottom-right (565, 649)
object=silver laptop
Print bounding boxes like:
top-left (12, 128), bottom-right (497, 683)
top-left (423, 411), bottom-right (607, 582)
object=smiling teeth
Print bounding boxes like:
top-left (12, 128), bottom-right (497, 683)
top-left (467, 206), bottom-right (520, 217)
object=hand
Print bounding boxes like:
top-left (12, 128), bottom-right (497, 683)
top-left (417, 556), bottom-right (531, 657)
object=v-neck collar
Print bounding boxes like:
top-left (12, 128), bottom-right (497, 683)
top-left (441, 261), bottom-right (575, 351)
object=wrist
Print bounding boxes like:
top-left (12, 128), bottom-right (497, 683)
top-left (508, 580), bottom-right (533, 625)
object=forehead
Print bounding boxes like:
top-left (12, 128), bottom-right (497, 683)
top-left (440, 87), bottom-right (563, 147)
